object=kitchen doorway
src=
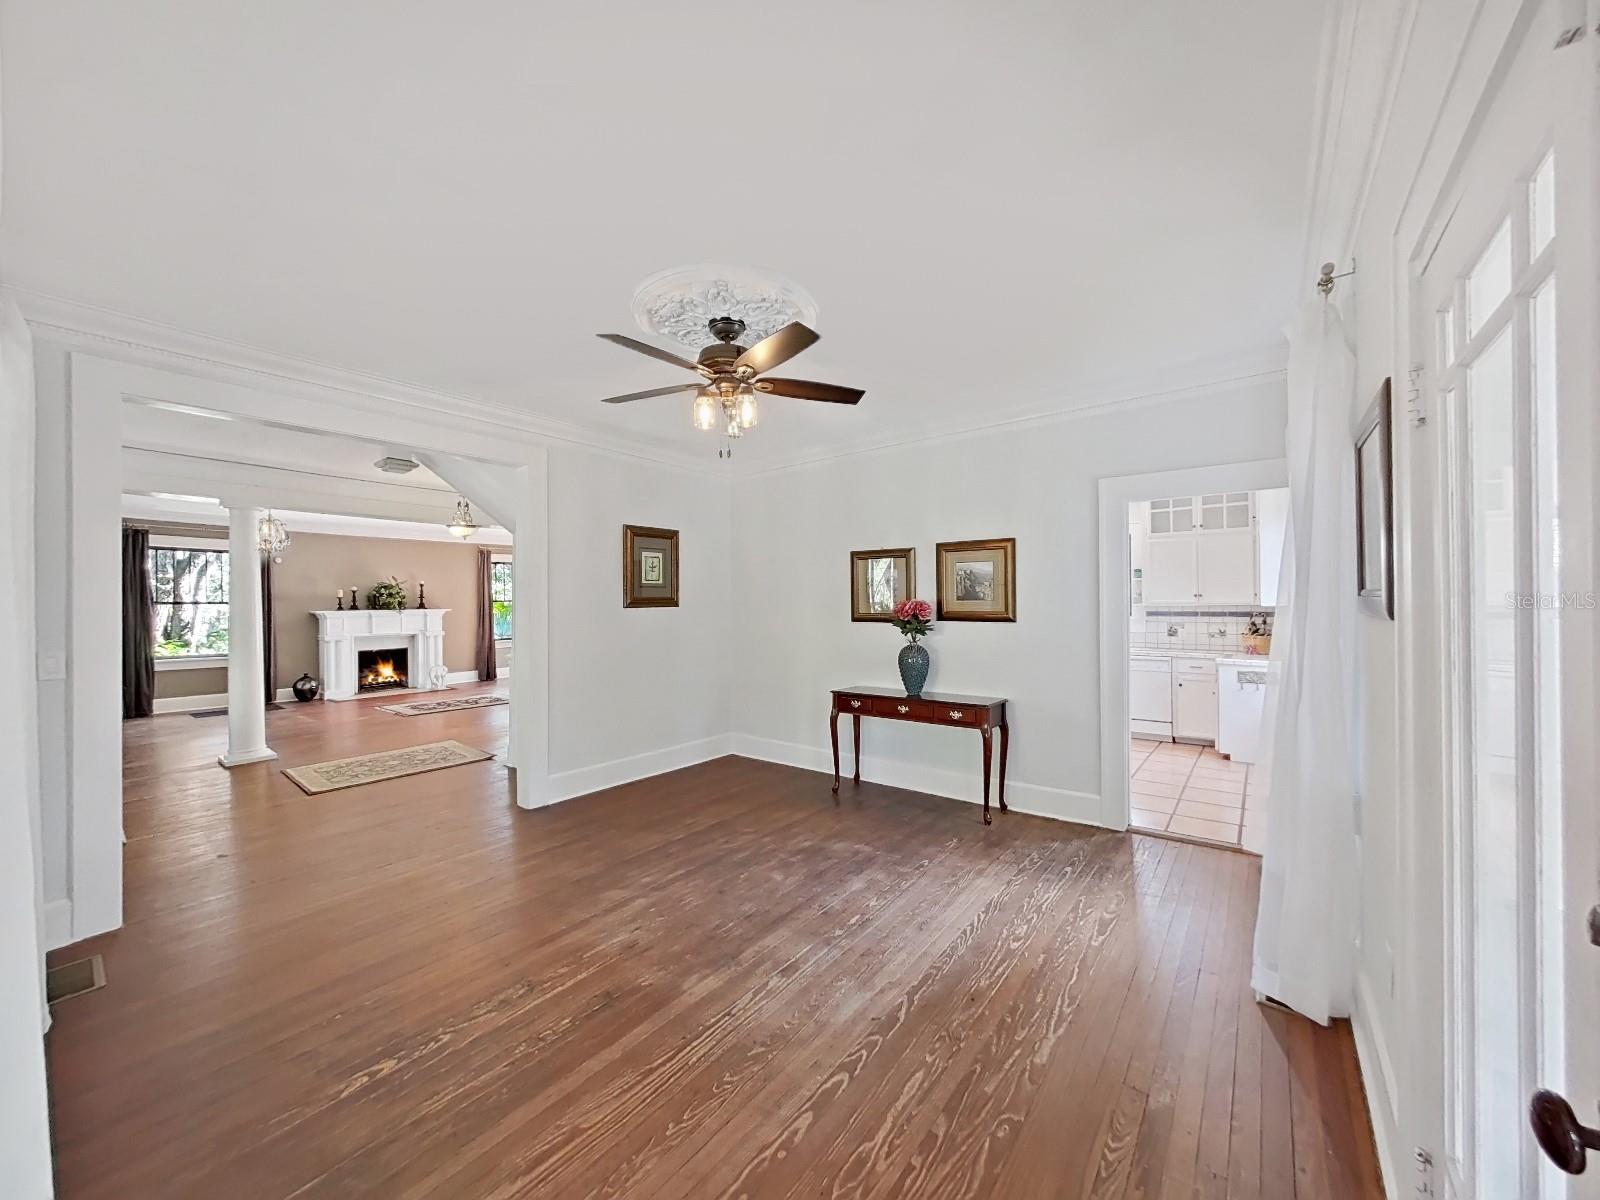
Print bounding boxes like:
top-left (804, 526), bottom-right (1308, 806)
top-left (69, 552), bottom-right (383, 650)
top-left (1125, 487), bottom-right (1285, 850)
top-left (1096, 459), bottom-right (1287, 845)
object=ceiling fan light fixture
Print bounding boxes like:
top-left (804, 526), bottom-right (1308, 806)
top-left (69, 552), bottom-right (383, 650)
top-left (737, 388), bottom-right (759, 429)
top-left (445, 496), bottom-right (479, 539)
top-left (692, 390), bottom-right (718, 431)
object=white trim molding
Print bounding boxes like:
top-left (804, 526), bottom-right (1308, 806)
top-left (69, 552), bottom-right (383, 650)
top-left (542, 736), bottom-right (736, 807)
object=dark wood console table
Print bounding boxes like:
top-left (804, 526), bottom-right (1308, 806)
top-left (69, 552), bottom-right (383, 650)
top-left (830, 686), bottom-right (1010, 823)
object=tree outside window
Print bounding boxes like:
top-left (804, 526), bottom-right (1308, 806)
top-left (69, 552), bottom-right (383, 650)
top-left (149, 547), bottom-right (229, 657)
top-left (490, 560), bottom-right (513, 640)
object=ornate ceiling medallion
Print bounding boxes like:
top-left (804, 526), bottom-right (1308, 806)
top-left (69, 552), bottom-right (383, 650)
top-left (631, 264), bottom-right (819, 350)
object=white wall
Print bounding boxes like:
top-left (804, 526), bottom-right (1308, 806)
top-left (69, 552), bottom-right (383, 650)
top-left (543, 444), bottom-right (734, 798)
top-left (729, 376), bottom-right (1287, 823)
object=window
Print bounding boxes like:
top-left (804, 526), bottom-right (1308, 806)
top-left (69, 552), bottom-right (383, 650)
top-left (490, 560), bottom-right (513, 640)
top-left (149, 546), bottom-right (229, 658)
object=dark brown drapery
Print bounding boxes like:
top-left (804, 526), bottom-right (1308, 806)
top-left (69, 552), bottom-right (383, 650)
top-left (261, 554), bottom-right (277, 704)
top-left (475, 548), bottom-right (498, 682)
top-left (122, 526), bottom-right (155, 718)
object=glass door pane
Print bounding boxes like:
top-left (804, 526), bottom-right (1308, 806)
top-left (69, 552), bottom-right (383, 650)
top-left (1465, 326), bottom-right (1523, 1196)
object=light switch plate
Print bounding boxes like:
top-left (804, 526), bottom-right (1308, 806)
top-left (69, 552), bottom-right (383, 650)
top-left (37, 651), bottom-right (67, 681)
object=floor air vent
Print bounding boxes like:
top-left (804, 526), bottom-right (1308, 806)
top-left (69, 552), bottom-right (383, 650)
top-left (46, 955), bottom-right (106, 1005)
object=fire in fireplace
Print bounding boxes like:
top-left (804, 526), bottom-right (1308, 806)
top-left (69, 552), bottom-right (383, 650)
top-left (357, 648), bottom-right (410, 692)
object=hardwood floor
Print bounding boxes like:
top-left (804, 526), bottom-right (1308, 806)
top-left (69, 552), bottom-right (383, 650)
top-left (46, 687), bottom-right (1383, 1198)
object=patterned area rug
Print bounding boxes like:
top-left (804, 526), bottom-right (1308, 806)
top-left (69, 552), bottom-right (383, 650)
top-left (282, 740), bottom-right (494, 795)
top-left (378, 694), bottom-right (509, 717)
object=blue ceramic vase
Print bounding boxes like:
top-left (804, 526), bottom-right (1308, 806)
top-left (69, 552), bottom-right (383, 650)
top-left (898, 642), bottom-right (930, 697)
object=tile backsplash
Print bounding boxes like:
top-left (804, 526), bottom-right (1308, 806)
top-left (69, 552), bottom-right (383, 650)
top-left (1130, 604), bottom-right (1274, 653)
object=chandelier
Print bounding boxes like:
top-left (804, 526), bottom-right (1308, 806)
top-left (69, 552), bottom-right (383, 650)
top-left (445, 497), bottom-right (479, 539)
top-left (257, 510), bottom-right (291, 557)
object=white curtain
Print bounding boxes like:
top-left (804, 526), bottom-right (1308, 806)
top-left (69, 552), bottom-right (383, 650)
top-left (1251, 297), bottom-right (1360, 1025)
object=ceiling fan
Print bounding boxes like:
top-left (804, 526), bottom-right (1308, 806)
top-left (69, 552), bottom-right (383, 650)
top-left (597, 317), bottom-right (863, 454)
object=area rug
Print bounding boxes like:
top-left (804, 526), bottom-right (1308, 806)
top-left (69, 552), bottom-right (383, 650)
top-left (378, 694), bottom-right (509, 717)
top-left (282, 740), bottom-right (494, 795)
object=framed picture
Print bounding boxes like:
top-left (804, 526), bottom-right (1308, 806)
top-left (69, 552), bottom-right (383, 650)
top-left (850, 547), bottom-right (916, 621)
top-left (1355, 378), bottom-right (1394, 620)
top-left (623, 525), bottom-right (679, 608)
top-left (937, 538), bottom-right (1016, 621)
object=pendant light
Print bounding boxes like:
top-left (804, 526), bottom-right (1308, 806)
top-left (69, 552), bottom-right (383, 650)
top-left (445, 497), bottom-right (479, 539)
top-left (257, 510), bottom-right (291, 557)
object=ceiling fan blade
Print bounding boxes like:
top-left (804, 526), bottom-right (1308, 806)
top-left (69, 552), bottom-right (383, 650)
top-left (755, 377), bottom-right (865, 405)
top-left (735, 322), bottom-right (820, 376)
top-left (597, 333), bottom-right (708, 375)
top-left (600, 383), bottom-right (703, 405)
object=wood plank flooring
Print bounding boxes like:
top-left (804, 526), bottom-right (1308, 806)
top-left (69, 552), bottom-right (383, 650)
top-left (45, 687), bottom-right (1384, 1198)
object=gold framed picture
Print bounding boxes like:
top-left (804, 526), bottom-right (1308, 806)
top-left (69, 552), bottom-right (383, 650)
top-left (936, 538), bottom-right (1016, 621)
top-left (850, 547), bottom-right (916, 621)
top-left (623, 525), bottom-right (679, 608)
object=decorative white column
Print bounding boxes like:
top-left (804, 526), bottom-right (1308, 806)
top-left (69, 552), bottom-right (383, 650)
top-left (218, 506), bottom-right (276, 768)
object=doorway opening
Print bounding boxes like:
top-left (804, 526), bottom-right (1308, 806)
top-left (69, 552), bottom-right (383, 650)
top-left (1096, 458), bottom-right (1288, 844)
top-left (1124, 486), bottom-right (1286, 850)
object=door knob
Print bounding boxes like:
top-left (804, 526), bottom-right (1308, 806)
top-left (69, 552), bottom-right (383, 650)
top-left (1530, 1089), bottom-right (1600, 1173)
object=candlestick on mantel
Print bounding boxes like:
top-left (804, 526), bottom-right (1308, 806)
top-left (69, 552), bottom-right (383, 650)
top-left (336, 587), bottom-right (344, 612)
top-left (350, 585), bottom-right (359, 610)
top-left (417, 581), bottom-right (427, 610)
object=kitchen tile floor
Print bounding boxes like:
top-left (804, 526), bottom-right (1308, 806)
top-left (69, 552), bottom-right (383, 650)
top-left (1128, 737), bottom-right (1259, 852)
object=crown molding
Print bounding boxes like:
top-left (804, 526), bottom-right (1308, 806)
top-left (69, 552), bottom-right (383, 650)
top-left (740, 348), bottom-right (1288, 477)
top-left (7, 286), bottom-right (726, 477)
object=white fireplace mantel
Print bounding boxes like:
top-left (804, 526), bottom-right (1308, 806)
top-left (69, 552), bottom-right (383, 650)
top-left (312, 608), bottom-right (449, 700)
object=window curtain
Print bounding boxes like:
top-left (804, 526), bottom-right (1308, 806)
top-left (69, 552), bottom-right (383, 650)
top-left (1250, 298), bottom-right (1359, 1025)
top-left (122, 526), bottom-right (155, 718)
top-left (475, 548), bottom-right (498, 682)
top-left (261, 554), bottom-right (277, 705)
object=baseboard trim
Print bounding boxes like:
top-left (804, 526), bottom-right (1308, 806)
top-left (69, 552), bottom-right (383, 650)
top-left (1352, 969), bottom-right (1400, 1199)
top-left (728, 734), bottom-right (1107, 827)
top-left (153, 691), bottom-right (229, 714)
top-left (44, 899), bottom-right (74, 951)
top-left (539, 735), bottom-right (736, 807)
top-left (218, 747), bottom-right (279, 768)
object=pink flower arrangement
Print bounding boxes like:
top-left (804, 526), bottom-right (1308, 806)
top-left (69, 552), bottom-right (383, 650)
top-left (891, 598), bottom-right (934, 643)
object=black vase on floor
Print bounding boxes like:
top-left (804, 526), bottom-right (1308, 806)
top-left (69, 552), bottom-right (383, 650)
top-left (291, 673), bottom-right (320, 703)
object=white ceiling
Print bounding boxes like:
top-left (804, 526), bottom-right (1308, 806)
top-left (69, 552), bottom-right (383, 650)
top-left (1, 1), bottom-right (1322, 466)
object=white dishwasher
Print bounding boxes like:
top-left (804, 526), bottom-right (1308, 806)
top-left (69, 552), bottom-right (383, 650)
top-left (1217, 657), bottom-right (1270, 762)
top-left (1129, 656), bottom-right (1173, 740)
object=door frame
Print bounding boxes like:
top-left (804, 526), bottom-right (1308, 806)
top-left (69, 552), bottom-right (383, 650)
top-left (1389, 2), bottom-right (1600, 1194)
top-left (1097, 457), bottom-right (1288, 831)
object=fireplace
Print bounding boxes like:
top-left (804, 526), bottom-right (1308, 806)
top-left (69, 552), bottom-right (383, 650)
top-left (311, 608), bottom-right (447, 701)
top-left (357, 647), bottom-right (410, 692)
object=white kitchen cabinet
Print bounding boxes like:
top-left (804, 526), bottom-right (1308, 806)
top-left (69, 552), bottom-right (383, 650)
top-left (1143, 536), bottom-right (1200, 604)
top-left (1195, 528), bottom-right (1257, 604)
top-left (1172, 657), bottom-right (1218, 743)
top-left (1142, 495), bottom-right (1262, 605)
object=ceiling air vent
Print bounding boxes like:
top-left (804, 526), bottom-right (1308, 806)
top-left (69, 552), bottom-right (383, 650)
top-left (374, 456), bottom-right (421, 475)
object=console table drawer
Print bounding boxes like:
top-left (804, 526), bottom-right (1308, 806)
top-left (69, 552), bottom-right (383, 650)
top-left (873, 697), bottom-right (932, 720)
top-left (934, 704), bottom-right (983, 725)
top-left (839, 695), bottom-right (870, 713)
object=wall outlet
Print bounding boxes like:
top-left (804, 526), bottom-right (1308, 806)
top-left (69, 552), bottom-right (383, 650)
top-left (37, 650), bottom-right (67, 681)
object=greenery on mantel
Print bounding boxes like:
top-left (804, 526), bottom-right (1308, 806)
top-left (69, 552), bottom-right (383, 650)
top-left (368, 577), bottom-right (408, 611)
